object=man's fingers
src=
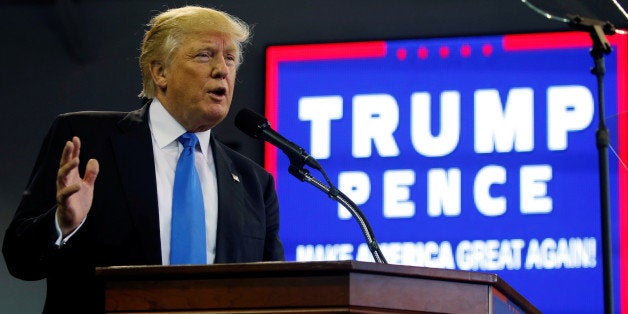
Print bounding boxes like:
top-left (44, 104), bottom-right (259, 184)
top-left (56, 184), bottom-right (81, 205)
top-left (57, 157), bottom-right (79, 185)
top-left (83, 159), bottom-right (100, 186)
top-left (60, 140), bottom-right (74, 166)
top-left (60, 137), bottom-right (81, 166)
top-left (72, 136), bottom-right (81, 158)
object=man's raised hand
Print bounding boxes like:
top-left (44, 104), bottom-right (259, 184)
top-left (55, 136), bottom-right (100, 237)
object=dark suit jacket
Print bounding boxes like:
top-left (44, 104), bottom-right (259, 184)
top-left (2, 104), bottom-right (284, 313)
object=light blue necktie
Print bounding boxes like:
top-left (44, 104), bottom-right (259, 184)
top-left (170, 132), bottom-right (206, 264)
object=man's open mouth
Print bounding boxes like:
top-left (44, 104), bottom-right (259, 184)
top-left (209, 87), bottom-right (227, 96)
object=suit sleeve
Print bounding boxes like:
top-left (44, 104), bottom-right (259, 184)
top-left (2, 115), bottom-right (75, 280)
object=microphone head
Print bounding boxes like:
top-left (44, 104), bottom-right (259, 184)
top-left (235, 108), bottom-right (269, 139)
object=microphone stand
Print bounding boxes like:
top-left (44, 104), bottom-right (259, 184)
top-left (287, 162), bottom-right (388, 264)
top-left (568, 14), bottom-right (615, 314)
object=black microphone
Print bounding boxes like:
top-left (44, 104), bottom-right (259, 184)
top-left (235, 108), bottom-right (321, 170)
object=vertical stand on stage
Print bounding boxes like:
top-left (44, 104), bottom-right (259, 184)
top-left (568, 14), bottom-right (616, 314)
top-left (520, 2), bottom-right (619, 311)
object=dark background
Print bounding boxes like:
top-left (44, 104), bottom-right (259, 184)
top-left (1, 1), bottom-right (626, 312)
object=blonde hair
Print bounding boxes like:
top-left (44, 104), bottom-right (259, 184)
top-left (139, 6), bottom-right (251, 98)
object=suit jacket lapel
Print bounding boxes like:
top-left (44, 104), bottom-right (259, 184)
top-left (110, 105), bottom-right (162, 264)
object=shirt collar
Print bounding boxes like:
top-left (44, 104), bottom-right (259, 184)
top-left (148, 98), bottom-right (212, 157)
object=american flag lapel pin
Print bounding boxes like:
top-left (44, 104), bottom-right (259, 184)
top-left (231, 173), bottom-right (240, 182)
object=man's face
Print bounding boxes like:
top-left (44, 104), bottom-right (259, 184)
top-left (156, 32), bottom-right (238, 132)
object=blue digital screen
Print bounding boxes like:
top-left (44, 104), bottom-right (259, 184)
top-left (265, 32), bottom-right (628, 313)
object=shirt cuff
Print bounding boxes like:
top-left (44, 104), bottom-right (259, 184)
top-left (54, 212), bottom-right (86, 247)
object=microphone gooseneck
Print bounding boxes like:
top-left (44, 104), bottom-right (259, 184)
top-left (235, 108), bottom-right (388, 264)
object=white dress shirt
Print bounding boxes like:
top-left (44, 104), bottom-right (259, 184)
top-left (149, 99), bottom-right (218, 265)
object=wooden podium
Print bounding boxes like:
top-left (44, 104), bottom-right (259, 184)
top-left (96, 261), bottom-right (540, 313)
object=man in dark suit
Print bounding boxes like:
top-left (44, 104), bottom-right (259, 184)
top-left (2, 6), bottom-right (284, 313)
